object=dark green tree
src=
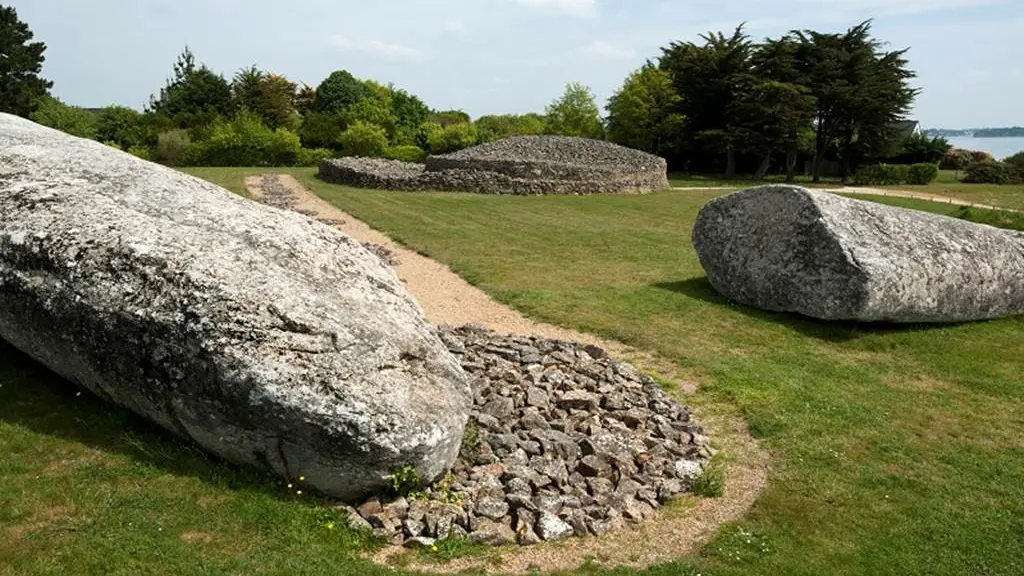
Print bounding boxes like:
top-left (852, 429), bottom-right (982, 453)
top-left (391, 88), bottom-right (430, 144)
top-left (313, 70), bottom-right (372, 115)
top-left (793, 21), bottom-right (918, 182)
top-left (659, 25), bottom-right (753, 177)
top-left (149, 47), bottom-right (234, 127)
top-left (0, 6), bottom-right (52, 117)
top-left (730, 37), bottom-right (815, 180)
top-left (232, 66), bottom-right (297, 129)
top-left (885, 133), bottom-right (951, 164)
top-left (295, 83), bottom-right (316, 116)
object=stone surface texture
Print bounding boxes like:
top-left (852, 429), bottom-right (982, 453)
top-left (692, 185), bottom-right (1024, 322)
top-left (0, 113), bottom-right (470, 500)
top-left (351, 325), bottom-right (714, 547)
top-left (317, 135), bottom-right (670, 195)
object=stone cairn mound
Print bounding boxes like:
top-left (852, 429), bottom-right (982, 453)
top-left (317, 135), bottom-right (670, 195)
top-left (342, 325), bottom-right (714, 548)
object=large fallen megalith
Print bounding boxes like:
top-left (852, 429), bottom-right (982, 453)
top-left (692, 185), bottom-right (1024, 323)
top-left (0, 113), bottom-right (470, 500)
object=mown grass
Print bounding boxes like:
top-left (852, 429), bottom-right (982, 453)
top-left (0, 342), bottom-right (387, 576)
top-left (3, 167), bottom-right (1022, 575)
top-left (905, 170), bottom-right (1024, 211)
top-left (672, 169), bottom-right (1024, 211)
top-left (668, 173), bottom-right (843, 189)
top-left (289, 171), bottom-right (1023, 576)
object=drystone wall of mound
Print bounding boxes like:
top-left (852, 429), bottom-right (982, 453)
top-left (317, 135), bottom-right (670, 195)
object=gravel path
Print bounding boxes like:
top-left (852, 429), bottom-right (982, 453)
top-left (245, 174), bottom-right (769, 573)
top-left (835, 186), bottom-right (1019, 212)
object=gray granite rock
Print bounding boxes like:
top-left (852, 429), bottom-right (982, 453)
top-left (692, 185), bottom-right (1024, 322)
top-left (348, 324), bottom-right (713, 548)
top-left (0, 114), bottom-right (470, 501)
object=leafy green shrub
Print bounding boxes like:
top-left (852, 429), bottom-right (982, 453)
top-left (295, 147), bottom-right (334, 167)
top-left (691, 466), bottom-right (726, 498)
top-left (127, 145), bottom-right (153, 161)
top-left (952, 206), bottom-right (1024, 232)
top-left (387, 465), bottom-right (424, 499)
top-left (29, 95), bottom-right (97, 139)
top-left (298, 111), bottom-right (345, 149)
top-left (183, 112), bottom-right (301, 166)
top-left (385, 145), bottom-right (426, 163)
top-left (905, 163), bottom-right (939, 185)
top-left (963, 161), bottom-right (1013, 184)
top-left (1003, 151), bottom-right (1024, 180)
top-left (886, 134), bottom-right (951, 165)
top-left (154, 129), bottom-right (191, 166)
top-left (337, 120), bottom-right (388, 157)
top-left (475, 113), bottom-right (547, 143)
top-left (95, 105), bottom-right (146, 149)
top-left (940, 148), bottom-right (977, 170)
top-left (427, 122), bottom-right (478, 154)
top-left (416, 121), bottom-right (444, 151)
top-left (343, 92), bottom-right (396, 138)
top-left (851, 163), bottom-right (908, 186)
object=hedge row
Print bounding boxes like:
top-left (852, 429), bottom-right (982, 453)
top-left (851, 163), bottom-right (939, 186)
top-left (123, 113), bottom-right (428, 167)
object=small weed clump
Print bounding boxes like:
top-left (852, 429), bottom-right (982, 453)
top-left (460, 419), bottom-right (479, 454)
top-left (691, 462), bottom-right (726, 498)
top-left (388, 465), bottom-right (425, 499)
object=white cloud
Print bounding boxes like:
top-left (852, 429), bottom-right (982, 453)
top-left (513, 0), bottom-right (597, 17)
top-left (328, 34), bottom-right (421, 60)
top-left (790, 0), bottom-right (1001, 15)
top-left (582, 40), bottom-right (636, 60)
top-left (443, 20), bottom-right (469, 34)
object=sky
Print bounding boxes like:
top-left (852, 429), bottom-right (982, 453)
top-left (10, 0), bottom-right (1023, 128)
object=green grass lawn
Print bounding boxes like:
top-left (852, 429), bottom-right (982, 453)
top-left (668, 172), bottom-right (843, 189)
top-left (3, 167), bottom-right (1022, 575)
top-left (672, 170), bottom-right (1024, 211)
top-left (902, 170), bottom-right (1024, 211)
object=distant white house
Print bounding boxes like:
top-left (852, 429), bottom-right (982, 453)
top-left (891, 120), bottom-right (923, 138)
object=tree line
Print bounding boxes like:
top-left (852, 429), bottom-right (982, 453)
top-left (3, 5), bottom-right (1015, 184)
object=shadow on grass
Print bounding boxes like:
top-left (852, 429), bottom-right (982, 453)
top-left (653, 277), bottom-right (956, 342)
top-left (0, 340), bottom-right (293, 500)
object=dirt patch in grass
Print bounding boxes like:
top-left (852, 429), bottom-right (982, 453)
top-left (1, 504), bottom-right (77, 544)
top-left (246, 174), bottom-right (771, 573)
top-left (179, 531), bottom-right (215, 544)
top-left (886, 376), bottom-right (954, 392)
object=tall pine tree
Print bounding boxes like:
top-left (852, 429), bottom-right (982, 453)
top-left (0, 6), bottom-right (52, 117)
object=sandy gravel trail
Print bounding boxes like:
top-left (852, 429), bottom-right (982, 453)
top-left (246, 174), bottom-right (770, 574)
